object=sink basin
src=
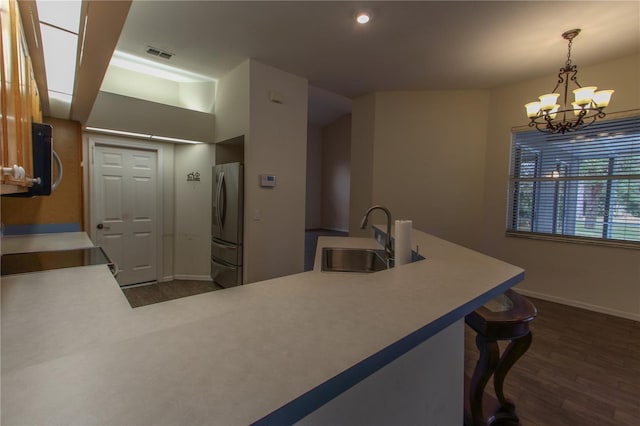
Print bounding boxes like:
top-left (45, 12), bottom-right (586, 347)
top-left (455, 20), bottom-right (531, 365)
top-left (321, 247), bottom-right (390, 273)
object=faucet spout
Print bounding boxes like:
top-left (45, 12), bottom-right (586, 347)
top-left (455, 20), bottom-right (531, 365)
top-left (360, 205), bottom-right (393, 262)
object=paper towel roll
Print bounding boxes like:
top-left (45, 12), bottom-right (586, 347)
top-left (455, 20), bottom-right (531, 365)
top-left (394, 220), bottom-right (412, 266)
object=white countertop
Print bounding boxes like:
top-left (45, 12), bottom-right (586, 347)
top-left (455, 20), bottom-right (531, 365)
top-left (1, 229), bottom-right (524, 425)
top-left (1, 232), bottom-right (94, 254)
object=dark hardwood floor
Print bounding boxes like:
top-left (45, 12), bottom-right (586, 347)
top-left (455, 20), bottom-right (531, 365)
top-left (465, 296), bottom-right (640, 426)
top-left (121, 279), bottom-right (223, 308)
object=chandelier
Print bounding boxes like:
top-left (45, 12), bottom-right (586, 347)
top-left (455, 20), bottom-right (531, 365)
top-left (524, 29), bottom-right (614, 134)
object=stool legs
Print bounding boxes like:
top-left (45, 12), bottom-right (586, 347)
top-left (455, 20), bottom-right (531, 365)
top-left (494, 331), bottom-right (532, 409)
top-left (469, 334), bottom-right (500, 425)
top-left (468, 331), bottom-right (532, 426)
top-left (465, 291), bottom-right (536, 426)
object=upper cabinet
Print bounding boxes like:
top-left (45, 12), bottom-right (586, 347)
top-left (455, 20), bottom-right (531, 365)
top-left (1, 0), bottom-right (42, 194)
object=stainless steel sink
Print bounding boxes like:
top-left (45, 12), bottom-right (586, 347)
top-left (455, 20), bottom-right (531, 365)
top-left (321, 247), bottom-right (390, 273)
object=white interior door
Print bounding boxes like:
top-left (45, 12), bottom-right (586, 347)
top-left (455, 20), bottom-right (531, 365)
top-left (92, 145), bottom-right (158, 286)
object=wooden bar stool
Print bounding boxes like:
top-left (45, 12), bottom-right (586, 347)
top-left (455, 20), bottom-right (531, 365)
top-left (464, 289), bottom-right (537, 426)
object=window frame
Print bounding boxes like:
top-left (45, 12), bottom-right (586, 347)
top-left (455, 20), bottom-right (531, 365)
top-left (506, 112), bottom-right (640, 250)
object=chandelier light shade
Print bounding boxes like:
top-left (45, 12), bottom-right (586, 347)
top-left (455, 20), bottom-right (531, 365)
top-left (524, 29), bottom-right (614, 134)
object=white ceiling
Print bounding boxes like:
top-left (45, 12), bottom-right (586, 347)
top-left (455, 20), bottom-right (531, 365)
top-left (101, 1), bottom-right (640, 126)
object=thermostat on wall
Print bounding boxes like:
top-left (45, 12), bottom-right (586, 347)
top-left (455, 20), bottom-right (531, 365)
top-left (260, 174), bottom-right (276, 187)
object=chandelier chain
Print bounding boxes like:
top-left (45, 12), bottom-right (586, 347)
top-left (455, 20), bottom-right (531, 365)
top-left (566, 39), bottom-right (573, 67)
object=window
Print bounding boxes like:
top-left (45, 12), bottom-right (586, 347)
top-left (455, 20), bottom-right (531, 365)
top-left (507, 115), bottom-right (640, 248)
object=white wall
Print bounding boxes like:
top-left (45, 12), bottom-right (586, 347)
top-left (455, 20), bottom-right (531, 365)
top-left (101, 67), bottom-right (216, 114)
top-left (101, 67), bottom-right (180, 107)
top-left (245, 60), bottom-right (308, 283)
top-left (481, 53), bottom-right (640, 320)
top-left (162, 143), bottom-right (176, 282)
top-left (351, 90), bottom-right (490, 250)
top-left (350, 53), bottom-right (640, 320)
top-left (178, 81), bottom-right (216, 113)
top-left (214, 60), bottom-right (250, 143)
top-left (87, 92), bottom-right (215, 143)
top-left (321, 114), bottom-right (351, 232)
top-left (306, 116), bottom-right (351, 232)
top-left (306, 124), bottom-right (323, 229)
top-left (173, 143), bottom-right (215, 280)
top-left (349, 94), bottom-right (376, 236)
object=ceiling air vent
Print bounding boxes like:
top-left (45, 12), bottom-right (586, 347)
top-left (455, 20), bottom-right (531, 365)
top-left (146, 46), bottom-right (173, 60)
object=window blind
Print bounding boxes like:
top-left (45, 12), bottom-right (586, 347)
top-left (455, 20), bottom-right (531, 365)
top-left (507, 114), bottom-right (640, 247)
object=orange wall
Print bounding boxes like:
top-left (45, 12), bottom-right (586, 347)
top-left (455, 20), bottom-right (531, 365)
top-left (1, 118), bottom-right (83, 232)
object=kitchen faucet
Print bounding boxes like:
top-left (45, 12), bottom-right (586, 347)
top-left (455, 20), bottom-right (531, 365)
top-left (360, 205), bottom-right (393, 262)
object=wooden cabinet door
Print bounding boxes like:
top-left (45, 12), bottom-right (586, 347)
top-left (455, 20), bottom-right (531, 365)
top-left (0, 0), bottom-right (33, 193)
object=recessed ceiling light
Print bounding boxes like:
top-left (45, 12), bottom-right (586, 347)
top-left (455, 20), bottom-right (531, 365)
top-left (355, 11), bottom-right (371, 24)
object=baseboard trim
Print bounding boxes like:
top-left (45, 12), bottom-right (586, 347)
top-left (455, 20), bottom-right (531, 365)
top-left (174, 274), bottom-right (213, 282)
top-left (515, 287), bottom-right (640, 322)
top-left (121, 281), bottom-right (158, 289)
top-left (159, 275), bottom-right (174, 283)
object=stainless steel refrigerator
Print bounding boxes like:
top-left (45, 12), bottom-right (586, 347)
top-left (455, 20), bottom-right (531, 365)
top-left (211, 162), bottom-right (244, 287)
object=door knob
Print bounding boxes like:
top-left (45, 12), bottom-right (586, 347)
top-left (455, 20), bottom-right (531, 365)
top-left (97, 223), bottom-right (110, 230)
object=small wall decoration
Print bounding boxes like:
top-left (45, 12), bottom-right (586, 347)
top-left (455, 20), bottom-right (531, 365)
top-left (187, 172), bottom-right (201, 182)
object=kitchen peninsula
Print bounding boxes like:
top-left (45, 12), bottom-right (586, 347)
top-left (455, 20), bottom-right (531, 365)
top-left (1, 226), bottom-right (523, 425)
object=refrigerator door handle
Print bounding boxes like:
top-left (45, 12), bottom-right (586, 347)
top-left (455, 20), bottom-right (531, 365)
top-left (215, 171), bottom-right (224, 231)
top-left (219, 171), bottom-right (226, 228)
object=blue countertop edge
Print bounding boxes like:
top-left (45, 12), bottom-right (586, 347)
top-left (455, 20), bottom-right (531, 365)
top-left (1, 223), bottom-right (81, 236)
top-left (252, 271), bottom-right (525, 425)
